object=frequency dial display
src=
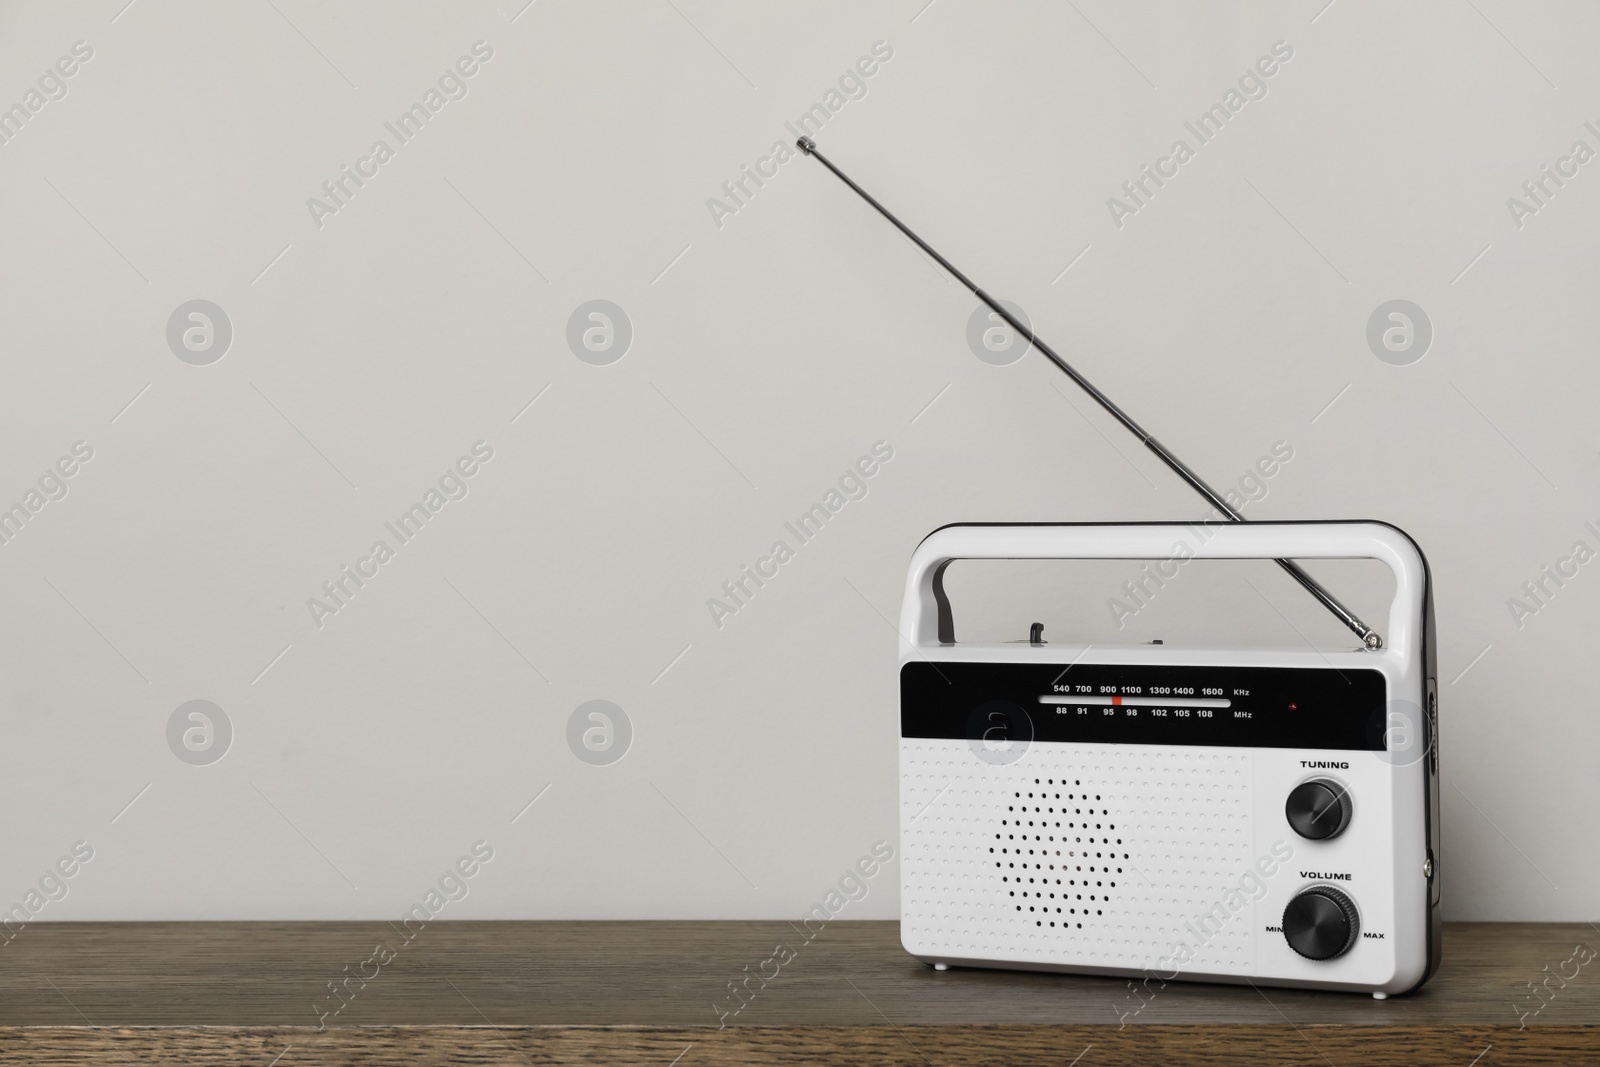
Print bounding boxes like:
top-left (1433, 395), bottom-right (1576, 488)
top-left (901, 662), bottom-right (1388, 751)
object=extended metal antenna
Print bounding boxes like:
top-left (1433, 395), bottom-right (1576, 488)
top-left (797, 135), bottom-right (1381, 650)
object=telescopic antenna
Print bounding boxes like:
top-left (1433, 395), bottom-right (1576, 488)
top-left (797, 135), bottom-right (1382, 650)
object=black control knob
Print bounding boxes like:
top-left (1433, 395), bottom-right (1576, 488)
top-left (1285, 778), bottom-right (1352, 840)
top-left (1282, 887), bottom-right (1360, 961)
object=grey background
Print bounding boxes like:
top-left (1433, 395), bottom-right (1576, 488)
top-left (0, 0), bottom-right (1595, 922)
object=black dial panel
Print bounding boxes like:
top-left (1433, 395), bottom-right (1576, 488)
top-left (901, 661), bottom-right (1388, 751)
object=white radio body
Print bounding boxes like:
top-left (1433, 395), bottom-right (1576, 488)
top-left (897, 521), bottom-right (1440, 996)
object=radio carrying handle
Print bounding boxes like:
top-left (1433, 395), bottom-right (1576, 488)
top-left (797, 136), bottom-right (1382, 650)
top-left (900, 522), bottom-right (1426, 660)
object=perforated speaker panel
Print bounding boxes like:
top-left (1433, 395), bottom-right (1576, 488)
top-left (902, 739), bottom-right (1257, 975)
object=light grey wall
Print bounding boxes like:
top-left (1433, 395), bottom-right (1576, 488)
top-left (0, 0), bottom-right (1595, 923)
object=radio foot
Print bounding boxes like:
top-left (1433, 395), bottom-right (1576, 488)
top-left (1372, 991), bottom-right (1388, 1000)
top-left (933, 963), bottom-right (949, 971)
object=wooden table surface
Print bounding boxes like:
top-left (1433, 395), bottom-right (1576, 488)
top-left (0, 920), bottom-right (1594, 1065)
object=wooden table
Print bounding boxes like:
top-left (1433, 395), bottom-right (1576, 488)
top-left (0, 921), bottom-right (1593, 1064)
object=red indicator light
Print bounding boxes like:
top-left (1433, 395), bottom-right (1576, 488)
top-left (1288, 703), bottom-right (1298, 711)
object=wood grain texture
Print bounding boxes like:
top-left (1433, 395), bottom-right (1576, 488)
top-left (0, 921), bottom-right (1593, 1065)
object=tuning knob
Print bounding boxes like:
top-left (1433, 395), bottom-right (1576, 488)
top-left (1285, 778), bottom-right (1352, 840)
top-left (1283, 886), bottom-right (1360, 961)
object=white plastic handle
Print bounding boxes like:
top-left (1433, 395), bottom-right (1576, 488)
top-left (898, 521), bottom-right (1428, 660)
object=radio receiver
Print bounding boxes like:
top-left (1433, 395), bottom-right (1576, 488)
top-left (798, 138), bottom-right (1440, 996)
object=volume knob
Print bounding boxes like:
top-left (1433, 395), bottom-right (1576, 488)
top-left (1282, 886), bottom-right (1360, 961)
top-left (1285, 778), bottom-right (1352, 840)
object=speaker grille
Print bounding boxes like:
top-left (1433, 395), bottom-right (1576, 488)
top-left (902, 740), bottom-right (1255, 974)
top-left (998, 779), bottom-right (1126, 929)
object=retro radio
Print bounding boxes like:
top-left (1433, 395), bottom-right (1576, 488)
top-left (897, 521), bottom-right (1440, 996)
top-left (798, 139), bottom-right (1441, 995)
